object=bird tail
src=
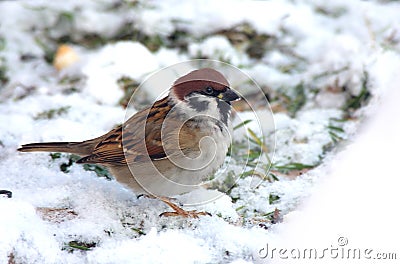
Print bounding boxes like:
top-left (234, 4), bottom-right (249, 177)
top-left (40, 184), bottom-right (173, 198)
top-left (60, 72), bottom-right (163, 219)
top-left (18, 141), bottom-right (92, 156)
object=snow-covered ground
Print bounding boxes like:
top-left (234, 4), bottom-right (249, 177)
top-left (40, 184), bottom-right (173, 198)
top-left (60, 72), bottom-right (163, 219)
top-left (1, 0), bottom-right (400, 263)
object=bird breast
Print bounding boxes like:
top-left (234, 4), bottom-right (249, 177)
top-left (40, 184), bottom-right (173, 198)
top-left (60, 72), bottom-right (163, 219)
top-left (125, 117), bottom-right (232, 197)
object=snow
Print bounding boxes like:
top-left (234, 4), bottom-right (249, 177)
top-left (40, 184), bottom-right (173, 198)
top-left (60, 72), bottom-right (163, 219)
top-left (88, 227), bottom-right (213, 264)
top-left (1, 0), bottom-right (400, 263)
top-left (271, 80), bottom-right (400, 264)
top-left (188, 36), bottom-right (251, 66)
top-left (0, 200), bottom-right (61, 263)
top-left (82, 41), bottom-right (159, 104)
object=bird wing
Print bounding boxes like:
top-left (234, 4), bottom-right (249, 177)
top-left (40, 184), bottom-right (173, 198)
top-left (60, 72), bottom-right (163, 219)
top-left (77, 98), bottom-right (172, 165)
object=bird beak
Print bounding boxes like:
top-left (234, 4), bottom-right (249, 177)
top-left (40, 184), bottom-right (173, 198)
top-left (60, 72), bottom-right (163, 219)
top-left (218, 89), bottom-right (240, 102)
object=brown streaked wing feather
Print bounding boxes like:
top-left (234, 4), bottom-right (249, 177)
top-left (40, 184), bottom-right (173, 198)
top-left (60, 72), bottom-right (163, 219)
top-left (78, 97), bottom-right (172, 165)
top-left (124, 98), bottom-right (172, 163)
top-left (76, 126), bottom-right (125, 164)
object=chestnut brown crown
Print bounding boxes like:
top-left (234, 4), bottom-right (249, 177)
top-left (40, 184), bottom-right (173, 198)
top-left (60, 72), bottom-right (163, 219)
top-left (171, 68), bottom-right (238, 103)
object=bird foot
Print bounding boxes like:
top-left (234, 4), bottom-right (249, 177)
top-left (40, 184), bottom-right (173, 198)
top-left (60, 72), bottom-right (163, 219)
top-left (158, 197), bottom-right (211, 218)
top-left (160, 209), bottom-right (211, 218)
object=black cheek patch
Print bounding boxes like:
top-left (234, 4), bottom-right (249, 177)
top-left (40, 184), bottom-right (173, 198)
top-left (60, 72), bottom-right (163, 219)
top-left (188, 96), bottom-right (210, 112)
top-left (217, 99), bottom-right (230, 125)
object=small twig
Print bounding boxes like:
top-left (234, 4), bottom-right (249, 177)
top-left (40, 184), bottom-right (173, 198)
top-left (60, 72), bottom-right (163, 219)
top-left (0, 190), bottom-right (12, 198)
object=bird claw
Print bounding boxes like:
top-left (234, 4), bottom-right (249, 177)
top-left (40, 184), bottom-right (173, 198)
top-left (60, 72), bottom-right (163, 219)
top-left (158, 196), bottom-right (211, 218)
top-left (159, 209), bottom-right (211, 218)
top-left (136, 195), bottom-right (211, 218)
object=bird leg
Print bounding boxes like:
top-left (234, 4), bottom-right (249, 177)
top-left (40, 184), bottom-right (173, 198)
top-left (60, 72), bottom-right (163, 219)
top-left (158, 197), bottom-right (211, 218)
top-left (137, 194), bottom-right (211, 218)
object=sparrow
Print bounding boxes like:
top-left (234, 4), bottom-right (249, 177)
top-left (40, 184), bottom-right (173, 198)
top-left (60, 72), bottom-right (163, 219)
top-left (18, 68), bottom-right (240, 217)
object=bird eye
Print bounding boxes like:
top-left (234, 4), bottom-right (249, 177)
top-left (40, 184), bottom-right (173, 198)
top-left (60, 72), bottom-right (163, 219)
top-left (205, 86), bottom-right (213, 94)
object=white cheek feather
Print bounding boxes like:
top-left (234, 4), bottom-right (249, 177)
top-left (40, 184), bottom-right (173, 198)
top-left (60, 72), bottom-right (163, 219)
top-left (189, 95), bottom-right (221, 120)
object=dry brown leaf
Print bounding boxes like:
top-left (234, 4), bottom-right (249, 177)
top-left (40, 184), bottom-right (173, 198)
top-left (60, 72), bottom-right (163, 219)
top-left (36, 207), bottom-right (78, 223)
